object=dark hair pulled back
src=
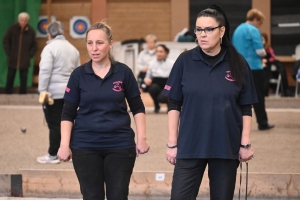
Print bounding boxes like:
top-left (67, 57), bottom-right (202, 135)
top-left (197, 4), bottom-right (245, 85)
top-left (156, 44), bottom-right (170, 55)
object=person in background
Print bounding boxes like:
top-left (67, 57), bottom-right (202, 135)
top-left (232, 8), bottom-right (275, 131)
top-left (37, 21), bottom-right (80, 164)
top-left (261, 33), bottom-right (290, 96)
top-left (174, 27), bottom-right (195, 42)
top-left (164, 4), bottom-right (256, 199)
top-left (2, 12), bottom-right (37, 94)
top-left (261, 32), bottom-right (275, 96)
top-left (144, 44), bottom-right (174, 113)
top-left (57, 21), bottom-right (150, 200)
top-left (136, 34), bottom-right (157, 92)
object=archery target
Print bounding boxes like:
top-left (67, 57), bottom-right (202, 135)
top-left (70, 16), bottom-right (90, 38)
top-left (36, 16), bottom-right (56, 38)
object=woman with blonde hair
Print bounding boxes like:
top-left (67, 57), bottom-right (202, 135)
top-left (136, 34), bottom-right (157, 92)
top-left (57, 21), bottom-right (150, 200)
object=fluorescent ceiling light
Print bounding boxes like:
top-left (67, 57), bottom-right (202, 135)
top-left (278, 23), bottom-right (300, 27)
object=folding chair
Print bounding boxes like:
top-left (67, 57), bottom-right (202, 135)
top-left (269, 64), bottom-right (281, 97)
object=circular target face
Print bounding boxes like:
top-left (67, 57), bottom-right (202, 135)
top-left (73, 19), bottom-right (87, 35)
top-left (38, 19), bottom-right (48, 34)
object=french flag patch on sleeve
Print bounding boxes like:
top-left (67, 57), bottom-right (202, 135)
top-left (164, 85), bottom-right (171, 91)
top-left (65, 87), bottom-right (70, 93)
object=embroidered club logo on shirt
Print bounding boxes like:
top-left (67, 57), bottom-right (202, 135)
top-left (65, 87), bottom-right (71, 92)
top-left (164, 85), bottom-right (171, 91)
top-left (225, 71), bottom-right (236, 82)
top-left (112, 81), bottom-right (123, 92)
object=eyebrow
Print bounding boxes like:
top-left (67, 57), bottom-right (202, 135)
top-left (195, 26), bottom-right (218, 28)
top-left (87, 40), bottom-right (104, 42)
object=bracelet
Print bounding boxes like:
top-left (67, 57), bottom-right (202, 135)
top-left (166, 144), bottom-right (177, 148)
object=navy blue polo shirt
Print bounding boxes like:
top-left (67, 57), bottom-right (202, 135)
top-left (64, 60), bottom-right (140, 150)
top-left (163, 46), bottom-right (258, 159)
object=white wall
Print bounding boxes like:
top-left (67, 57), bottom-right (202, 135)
top-left (112, 41), bottom-right (197, 76)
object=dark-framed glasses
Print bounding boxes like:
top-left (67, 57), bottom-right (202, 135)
top-left (194, 26), bottom-right (222, 34)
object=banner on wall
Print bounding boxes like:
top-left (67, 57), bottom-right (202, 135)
top-left (36, 15), bottom-right (56, 38)
top-left (70, 16), bottom-right (90, 38)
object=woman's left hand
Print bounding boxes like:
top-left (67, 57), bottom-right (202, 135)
top-left (239, 147), bottom-right (255, 162)
top-left (136, 138), bottom-right (150, 157)
top-left (144, 78), bottom-right (152, 86)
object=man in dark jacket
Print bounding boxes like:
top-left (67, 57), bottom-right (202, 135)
top-left (3, 12), bottom-right (37, 94)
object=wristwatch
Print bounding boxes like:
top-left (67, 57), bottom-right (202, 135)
top-left (240, 143), bottom-right (251, 149)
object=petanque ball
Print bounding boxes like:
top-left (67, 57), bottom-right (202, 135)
top-left (21, 127), bottom-right (26, 133)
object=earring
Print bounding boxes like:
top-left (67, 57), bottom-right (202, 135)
top-left (220, 37), bottom-right (222, 44)
top-left (195, 38), bottom-right (198, 45)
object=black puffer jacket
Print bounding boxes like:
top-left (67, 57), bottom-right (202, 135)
top-left (2, 23), bottom-right (37, 69)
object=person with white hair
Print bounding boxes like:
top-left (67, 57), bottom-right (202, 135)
top-left (3, 12), bottom-right (37, 94)
top-left (37, 21), bottom-right (80, 164)
top-left (136, 34), bottom-right (157, 92)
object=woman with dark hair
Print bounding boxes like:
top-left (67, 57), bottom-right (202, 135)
top-left (163, 4), bottom-right (257, 199)
top-left (144, 44), bottom-right (174, 113)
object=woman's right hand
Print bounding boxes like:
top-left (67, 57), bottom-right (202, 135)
top-left (262, 58), bottom-right (267, 67)
top-left (166, 147), bottom-right (177, 165)
top-left (57, 145), bottom-right (72, 162)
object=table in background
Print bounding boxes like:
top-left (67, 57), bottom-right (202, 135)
top-left (276, 56), bottom-right (296, 87)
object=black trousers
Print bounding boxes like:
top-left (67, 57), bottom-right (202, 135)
top-left (263, 67), bottom-right (272, 96)
top-left (171, 159), bottom-right (239, 200)
top-left (148, 83), bottom-right (168, 109)
top-left (43, 99), bottom-right (64, 156)
top-left (263, 60), bottom-right (290, 96)
top-left (5, 67), bottom-right (28, 94)
top-left (137, 71), bottom-right (148, 92)
top-left (72, 148), bottom-right (136, 200)
top-left (251, 70), bottom-right (269, 126)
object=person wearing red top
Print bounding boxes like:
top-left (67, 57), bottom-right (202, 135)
top-left (261, 33), bottom-right (290, 96)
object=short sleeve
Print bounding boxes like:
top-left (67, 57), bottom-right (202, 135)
top-left (64, 69), bottom-right (80, 105)
top-left (250, 27), bottom-right (264, 50)
top-left (162, 55), bottom-right (183, 101)
top-left (237, 57), bottom-right (258, 105)
top-left (123, 66), bottom-right (141, 99)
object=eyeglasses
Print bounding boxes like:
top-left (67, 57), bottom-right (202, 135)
top-left (194, 26), bottom-right (222, 35)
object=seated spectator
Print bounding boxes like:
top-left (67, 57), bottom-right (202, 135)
top-left (144, 44), bottom-right (174, 113)
top-left (136, 34), bottom-right (157, 92)
top-left (261, 33), bottom-right (290, 96)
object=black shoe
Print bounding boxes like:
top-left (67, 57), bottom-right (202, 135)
top-left (258, 124), bottom-right (275, 131)
top-left (154, 106), bottom-right (160, 113)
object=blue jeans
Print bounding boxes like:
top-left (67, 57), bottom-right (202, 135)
top-left (72, 148), bottom-right (136, 200)
top-left (171, 158), bottom-right (239, 200)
